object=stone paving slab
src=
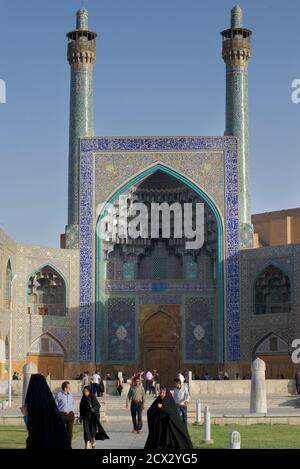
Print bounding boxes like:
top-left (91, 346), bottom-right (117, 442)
top-left (73, 421), bottom-right (148, 449)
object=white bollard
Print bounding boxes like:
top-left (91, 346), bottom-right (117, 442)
top-left (202, 405), bottom-right (213, 444)
top-left (228, 430), bottom-right (241, 449)
top-left (250, 358), bottom-right (267, 414)
top-left (22, 362), bottom-right (38, 405)
top-left (196, 399), bottom-right (201, 425)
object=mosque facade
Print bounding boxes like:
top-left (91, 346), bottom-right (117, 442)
top-left (0, 6), bottom-right (299, 382)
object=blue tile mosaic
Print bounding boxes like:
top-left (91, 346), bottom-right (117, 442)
top-left (185, 296), bottom-right (214, 362)
top-left (106, 297), bottom-right (136, 362)
top-left (79, 137), bottom-right (240, 362)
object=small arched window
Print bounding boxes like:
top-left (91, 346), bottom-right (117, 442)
top-left (252, 333), bottom-right (289, 358)
top-left (254, 265), bottom-right (291, 315)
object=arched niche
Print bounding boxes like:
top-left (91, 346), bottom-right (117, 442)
top-left (253, 332), bottom-right (289, 357)
top-left (254, 264), bottom-right (291, 315)
top-left (27, 265), bottom-right (67, 316)
top-left (29, 333), bottom-right (66, 357)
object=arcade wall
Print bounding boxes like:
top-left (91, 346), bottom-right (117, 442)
top-left (240, 243), bottom-right (300, 378)
top-left (0, 228), bottom-right (80, 379)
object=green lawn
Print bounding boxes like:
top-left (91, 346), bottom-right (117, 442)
top-left (189, 424), bottom-right (300, 449)
top-left (0, 426), bottom-right (28, 449)
top-left (0, 425), bottom-right (82, 449)
top-left (1, 424), bottom-right (300, 449)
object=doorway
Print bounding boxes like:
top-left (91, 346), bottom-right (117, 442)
top-left (140, 306), bottom-right (180, 387)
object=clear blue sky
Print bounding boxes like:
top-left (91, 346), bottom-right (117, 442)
top-left (0, 0), bottom-right (299, 247)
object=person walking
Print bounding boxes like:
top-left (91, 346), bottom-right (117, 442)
top-left (23, 374), bottom-right (71, 449)
top-left (54, 381), bottom-right (75, 443)
top-left (173, 378), bottom-right (190, 427)
top-left (92, 370), bottom-right (101, 397)
top-left (99, 374), bottom-right (105, 397)
top-left (79, 386), bottom-right (109, 449)
top-left (153, 370), bottom-right (161, 397)
top-left (145, 370), bottom-right (153, 394)
top-left (144, 386), bottom-right (193, 450)
top-left (115, 374), bottom-right (123, 396)
top-left (126, 376), bottom-right (145, 434)
top-left (81, 371), bottom-right (90, 390)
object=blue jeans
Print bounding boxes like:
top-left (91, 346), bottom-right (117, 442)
top-left (92, 383), bottom-right (100, 396)
top-left (177, 405), bottom-right (188, 426)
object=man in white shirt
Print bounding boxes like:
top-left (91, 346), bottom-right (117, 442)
top-left (173, 378), bottom-right (190, 427)
top-left (92, 370), bottom-right (101, 396)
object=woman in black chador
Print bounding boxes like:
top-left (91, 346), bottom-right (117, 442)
top-left (24, 373), bottom-right (71, 449)
top-left (144, 386), bottom-right (193, 450)
top-left (79, 386), bottom-right (110, 449)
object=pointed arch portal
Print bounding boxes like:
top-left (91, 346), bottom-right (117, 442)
top-left (79, 136), bottom-right (240, 365)
top-left (95, 164), bottom-right (224, 367)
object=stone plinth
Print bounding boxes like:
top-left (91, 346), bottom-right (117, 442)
top-left (22, 362), bottom-right (37, 404)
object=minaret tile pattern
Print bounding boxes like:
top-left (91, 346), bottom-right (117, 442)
top-left (65, 9), bottom-right (97, 249)
top-left (221, 5), bottom-right (253, 248)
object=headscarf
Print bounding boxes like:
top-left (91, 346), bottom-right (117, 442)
top-left (25, 373), bottom-right (71, 449)
top-left (80, 386), bottom-right (100, 413)
top-left (79, 386), bottom-right (109, 442)
top-left (145, 387), bottom-right (193, 450)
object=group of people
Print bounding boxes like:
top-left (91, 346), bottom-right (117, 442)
top-left (12, 371), bottom-right (22, 380)
top-left (20, 367), bottom-right (195, 450)
top-left (130, 369), bottom-right (161, 397)
top-left (21, 374), bottom-right (109, 449)
top-left (126, 372), bottom-right (193, 449)
top-left (80, 370), bottom-right (105, 397)
top-left (77, 370), bottom-right (127, 397)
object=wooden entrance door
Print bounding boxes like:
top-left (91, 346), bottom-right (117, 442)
top-left (27, 355), bottom-right (64, 379)
top-left (145, 346), bottom-right (178, 387)
top-left (142, 309), bottom-right (180, 387)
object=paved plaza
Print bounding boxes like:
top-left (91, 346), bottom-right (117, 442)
top-left (73, 421), bottom-right (148, 449)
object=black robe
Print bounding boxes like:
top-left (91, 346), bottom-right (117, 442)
top-left (144, 389), bottom-right (193, 450)
top-left (79, 389), bottom-right (109, 443)
top-left (25, 374), bottom-right (71, 449)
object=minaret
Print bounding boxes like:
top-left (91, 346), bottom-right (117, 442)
top-left (221, 5), bottom-right (253, 248)
top-left (65, 8), bottom-right (97, 249)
